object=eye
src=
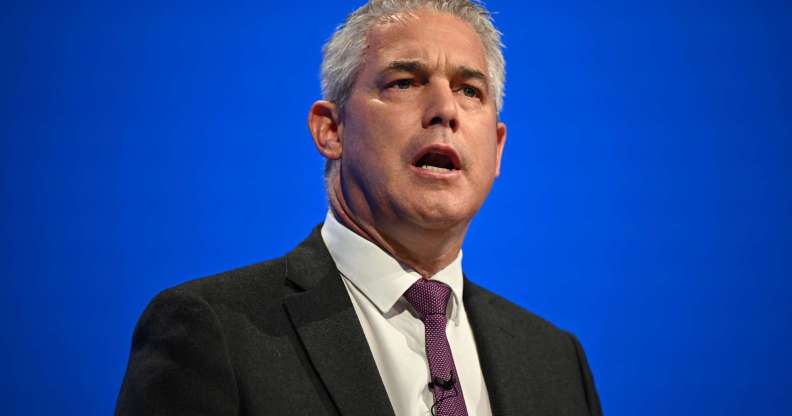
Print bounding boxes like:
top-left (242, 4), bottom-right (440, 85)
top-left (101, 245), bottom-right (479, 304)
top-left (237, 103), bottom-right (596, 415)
top-left (390, 79), bottom-right (413, 90)
top-left (459, 85), bottom-right (481, 98)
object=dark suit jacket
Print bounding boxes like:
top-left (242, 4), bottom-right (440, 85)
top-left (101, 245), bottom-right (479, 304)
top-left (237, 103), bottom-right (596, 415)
top-left (116, 226), bottom-right (602, 415)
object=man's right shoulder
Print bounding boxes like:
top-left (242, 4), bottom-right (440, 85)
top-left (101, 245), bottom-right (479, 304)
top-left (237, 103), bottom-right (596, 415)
top-left (148, 224), bottom-right (329, 314)
top-left (166, 256), bottom-right (291, 306)
top-left (136, 256), bottom-right (295, 333)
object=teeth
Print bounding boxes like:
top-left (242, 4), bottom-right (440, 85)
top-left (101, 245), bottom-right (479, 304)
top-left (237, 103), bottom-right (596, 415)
top-left (421, 165), bottom-right (452, 172)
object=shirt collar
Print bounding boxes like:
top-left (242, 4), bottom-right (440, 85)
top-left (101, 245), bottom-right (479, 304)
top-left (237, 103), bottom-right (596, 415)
top-left (320, 211), bottom-right (464, 321)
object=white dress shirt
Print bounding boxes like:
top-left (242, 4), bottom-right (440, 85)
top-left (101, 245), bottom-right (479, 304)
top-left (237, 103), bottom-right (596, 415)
top-left (321, 212), bottom-right (492, 416)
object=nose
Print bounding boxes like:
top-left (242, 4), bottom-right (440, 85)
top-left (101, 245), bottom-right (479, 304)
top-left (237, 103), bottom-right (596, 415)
top-left (421, 80), bottom-right (459, 132)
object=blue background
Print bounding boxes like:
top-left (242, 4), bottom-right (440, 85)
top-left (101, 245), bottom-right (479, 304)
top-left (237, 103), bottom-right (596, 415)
top-left (2, 0), bottom-right (790, 414)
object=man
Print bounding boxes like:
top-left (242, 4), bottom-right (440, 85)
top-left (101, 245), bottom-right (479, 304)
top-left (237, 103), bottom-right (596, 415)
top-left (116, 1), bottom-right (602, 415)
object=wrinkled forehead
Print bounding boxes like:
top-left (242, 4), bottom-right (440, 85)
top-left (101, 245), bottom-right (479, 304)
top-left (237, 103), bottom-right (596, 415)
top-left (362, 10), bottom-right (489, 76)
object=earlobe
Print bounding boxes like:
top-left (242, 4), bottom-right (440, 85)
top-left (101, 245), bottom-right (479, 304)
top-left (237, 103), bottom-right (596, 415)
top-left (495, 121), bottom-right (507, 177)
top-left (308, 100), bottom-right (343, 160)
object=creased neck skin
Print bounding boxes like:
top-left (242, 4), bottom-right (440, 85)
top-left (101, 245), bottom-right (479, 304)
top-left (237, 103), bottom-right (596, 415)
top-left (327, 175), bottom-right (468, 279)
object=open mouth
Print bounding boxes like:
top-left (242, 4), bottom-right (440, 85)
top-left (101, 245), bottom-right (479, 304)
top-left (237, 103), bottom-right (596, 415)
top-left (412, 145), bottom-right (461, 174)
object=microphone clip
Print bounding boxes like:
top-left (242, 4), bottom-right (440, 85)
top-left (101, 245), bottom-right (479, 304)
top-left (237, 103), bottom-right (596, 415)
top-left (428, 371), bottom-right (456, 391)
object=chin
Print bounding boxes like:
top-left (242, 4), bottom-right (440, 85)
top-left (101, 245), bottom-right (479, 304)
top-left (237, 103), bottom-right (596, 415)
top-left (408, 201), bottom-right (477, 231)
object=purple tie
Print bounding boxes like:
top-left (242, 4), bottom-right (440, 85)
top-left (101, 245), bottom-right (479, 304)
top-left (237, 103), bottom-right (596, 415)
top-left (404, 279), bottom-right (468, 416)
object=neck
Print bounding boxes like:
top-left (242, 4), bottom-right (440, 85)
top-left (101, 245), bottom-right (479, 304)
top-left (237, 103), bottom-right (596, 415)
top-left (327, 179), bottom-right (467, 278)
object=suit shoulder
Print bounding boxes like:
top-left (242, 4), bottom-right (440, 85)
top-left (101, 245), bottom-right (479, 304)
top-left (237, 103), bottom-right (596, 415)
top-left (155, 256), bottom-right (291, 313)
top-left (465, 280), bottom-right (576, 342)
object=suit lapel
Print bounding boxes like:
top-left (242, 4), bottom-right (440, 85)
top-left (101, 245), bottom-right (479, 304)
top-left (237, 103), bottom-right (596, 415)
top-left (283, 228), bottom-right (395, 416)
top-left (281, 228), bottom-right (539, 416)
top-left (464, 279), bottom-right (535, 415)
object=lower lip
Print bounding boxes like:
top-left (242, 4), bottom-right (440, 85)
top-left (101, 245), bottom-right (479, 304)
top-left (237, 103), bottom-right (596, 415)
top-left (409, 165), bottom-right (462, 180)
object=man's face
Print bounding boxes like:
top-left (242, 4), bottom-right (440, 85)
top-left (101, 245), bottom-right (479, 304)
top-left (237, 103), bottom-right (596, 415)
top-left (338, 10), bottom-right (506, 233)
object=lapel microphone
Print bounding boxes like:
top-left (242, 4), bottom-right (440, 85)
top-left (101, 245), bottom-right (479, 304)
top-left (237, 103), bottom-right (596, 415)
top-left (428, 370), bottom-right (456, 391)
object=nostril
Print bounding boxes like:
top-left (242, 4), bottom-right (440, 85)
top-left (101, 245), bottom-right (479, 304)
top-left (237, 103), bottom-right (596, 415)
top-left (427, 116), bottom-right (457, 130)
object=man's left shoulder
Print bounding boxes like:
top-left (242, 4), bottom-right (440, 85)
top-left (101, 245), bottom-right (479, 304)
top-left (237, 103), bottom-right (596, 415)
top-left (463, 279), bottom-right (587, 355)
top-left (463, 279), bottom-right (603, 415)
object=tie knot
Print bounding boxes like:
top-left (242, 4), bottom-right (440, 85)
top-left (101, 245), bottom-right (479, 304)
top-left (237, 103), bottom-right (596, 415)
top-left (403, 279), bottom-right (451, 319)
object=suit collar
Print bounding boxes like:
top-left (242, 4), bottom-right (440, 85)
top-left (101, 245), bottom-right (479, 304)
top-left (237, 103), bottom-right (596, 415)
top-left (464, 279), bottom-right (535, 415)
top-left (283, 226), bottom-right (395, 416)
top-left (320, 212), bottom-right (417, 314)
top-left (282, 226), bottom-right (534, 416)
top-left (320, 211), bottom-right (465, 323)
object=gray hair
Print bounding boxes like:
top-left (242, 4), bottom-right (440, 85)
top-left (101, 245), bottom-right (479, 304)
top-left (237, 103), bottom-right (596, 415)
top-left (322, 0), bottom-right (505, 114)
top-left (320, 0), bottom-right (506, 184)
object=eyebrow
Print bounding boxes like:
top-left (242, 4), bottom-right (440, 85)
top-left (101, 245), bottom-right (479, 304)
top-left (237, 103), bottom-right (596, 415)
top-left (457, 67), bottom-right (487, 84)
top-left (379, 60), bottom-right (488, 85)
top-left (381, 60), bottom-right (429, 78)
top-left (374, 60), bottom-right (426, 86)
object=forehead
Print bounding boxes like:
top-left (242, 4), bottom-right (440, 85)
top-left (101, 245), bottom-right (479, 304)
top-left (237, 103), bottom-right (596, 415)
top-left (363, 10), bottom-right (488, 73)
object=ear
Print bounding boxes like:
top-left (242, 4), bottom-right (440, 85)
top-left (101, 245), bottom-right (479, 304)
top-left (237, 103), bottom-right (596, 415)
top-left (494, 121), bottom-right (507, 177)
top-left (308, 100), bottom-right (343, 160)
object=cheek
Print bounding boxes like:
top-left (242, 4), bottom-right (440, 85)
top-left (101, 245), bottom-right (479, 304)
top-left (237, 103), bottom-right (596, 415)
top-left (349, 111), bottom-right (410, 160)
top-left (466, 126), bottom-right (501, 168)
top-left (341, 121), bottom-right (398, 182)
